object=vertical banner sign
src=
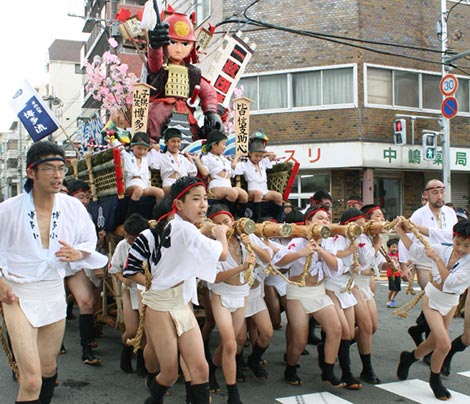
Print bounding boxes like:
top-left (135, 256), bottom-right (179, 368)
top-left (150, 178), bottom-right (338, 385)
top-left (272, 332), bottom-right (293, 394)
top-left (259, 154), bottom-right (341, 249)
top-left (9, 80), bottom-right (60, 142)
top-left (202, 31), bottom-right (256, 109)
top-left (131, 82), bottom-right (153, 136)
top-left (233, 96), bottom-right (253, 155)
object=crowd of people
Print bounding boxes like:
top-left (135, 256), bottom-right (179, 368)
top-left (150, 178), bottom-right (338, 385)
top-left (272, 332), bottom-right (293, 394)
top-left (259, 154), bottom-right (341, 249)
top-left (2, 136), bottom-right (470, 404)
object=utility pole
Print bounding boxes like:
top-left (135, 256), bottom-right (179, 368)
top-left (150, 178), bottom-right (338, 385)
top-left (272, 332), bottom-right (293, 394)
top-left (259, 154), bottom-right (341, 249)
top-left (441, 0), bottom-right (452, 201)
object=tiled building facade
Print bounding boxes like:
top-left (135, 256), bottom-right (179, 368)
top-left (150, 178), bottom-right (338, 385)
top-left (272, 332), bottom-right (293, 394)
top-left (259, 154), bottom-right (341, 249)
top-left (218, 0), bottom-right (470, 219)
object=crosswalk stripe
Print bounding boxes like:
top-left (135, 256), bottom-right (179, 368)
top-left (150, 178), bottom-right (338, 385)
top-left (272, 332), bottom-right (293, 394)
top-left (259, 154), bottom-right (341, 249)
top-left (275, 392), bottom-right (354, 404)
top-left (457, 371), bottom-right (470, 378)
top-left (376, 379), bottom-right (470, 403)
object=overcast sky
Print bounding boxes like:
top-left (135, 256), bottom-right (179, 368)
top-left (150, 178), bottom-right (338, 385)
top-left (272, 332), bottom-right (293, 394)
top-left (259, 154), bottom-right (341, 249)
top-left (0, 0), bottom-right (87, 132)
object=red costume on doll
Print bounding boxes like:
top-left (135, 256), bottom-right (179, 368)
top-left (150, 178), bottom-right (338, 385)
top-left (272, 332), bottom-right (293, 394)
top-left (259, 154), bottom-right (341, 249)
top-left (146, 12), bottom-right (219, 143)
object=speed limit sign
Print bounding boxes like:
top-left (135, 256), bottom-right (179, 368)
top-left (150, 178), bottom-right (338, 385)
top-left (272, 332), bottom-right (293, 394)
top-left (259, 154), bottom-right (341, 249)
top-left (440, 74), bottom-right (459, 96)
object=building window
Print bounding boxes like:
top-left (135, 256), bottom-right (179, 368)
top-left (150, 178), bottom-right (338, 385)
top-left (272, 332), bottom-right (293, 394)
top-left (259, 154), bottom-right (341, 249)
top-left (292, 71), bottom-right (321, 107)
top-left (422, 75), bottom-right (441, 110)
top-left (394, 71), bottom-right (419, 108)
top-left (366, 65), bottom-right (470, 115)
top-left (456, 79), bottom-right (469, 112)
top-left (287, 172), bottom-right (331, 209)
top-left (240, 65), bottom-right (356, 113)
top-left (374, 176), bottom-right (402, 220)
top-left (170, 0), bottom-right (211, 25)
top-left (259, 75), bottom-right (287, 109)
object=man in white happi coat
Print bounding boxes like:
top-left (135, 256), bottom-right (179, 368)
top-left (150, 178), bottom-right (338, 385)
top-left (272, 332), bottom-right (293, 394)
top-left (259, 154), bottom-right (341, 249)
top-left (0, 141), bottom-right (108, 404)
top-left (398, 179), bottom-right (457, 350)
top-left (399, 179), bottom-right (457, 289)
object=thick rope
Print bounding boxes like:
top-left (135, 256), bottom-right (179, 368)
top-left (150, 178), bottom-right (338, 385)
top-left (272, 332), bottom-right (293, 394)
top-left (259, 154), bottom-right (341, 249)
top-left (392, 218), bottom-right (432, 318)
top-left (406, 265), bottom-right (417, 295)
top-left (127, 261), bottom-right (151, 354)
top-left (392, 290), bottom-right (425, 318)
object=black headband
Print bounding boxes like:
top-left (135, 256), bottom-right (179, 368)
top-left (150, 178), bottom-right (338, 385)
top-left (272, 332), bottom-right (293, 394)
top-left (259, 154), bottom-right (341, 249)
top-left (28, 157), bottom-right (66, 169)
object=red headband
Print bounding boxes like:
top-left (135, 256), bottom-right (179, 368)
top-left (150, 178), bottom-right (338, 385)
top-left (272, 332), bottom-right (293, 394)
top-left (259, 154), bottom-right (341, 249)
top-left (171, 182), bottom-right (206, 210)
top-left (341, 214), bottom-right (366, 225)
top-left (347, 199), bottom-right (363, 206)
top-left (364, 206), bottom-right (381, 216)
top-left (453, 231), bottom-right (470, 239)
top-left (425, 186), bottom-right (445, 191)
top-left (305, 207), bottom-right (330, 223)
top-left (157, 210), bottom-right (174, 223)
top-left (208, 210), bottom-right (234, 220)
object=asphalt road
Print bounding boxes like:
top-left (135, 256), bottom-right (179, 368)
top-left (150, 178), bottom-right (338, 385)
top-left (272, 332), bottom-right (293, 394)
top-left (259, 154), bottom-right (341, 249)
top-left (2, 280), bottom-right (470, 403)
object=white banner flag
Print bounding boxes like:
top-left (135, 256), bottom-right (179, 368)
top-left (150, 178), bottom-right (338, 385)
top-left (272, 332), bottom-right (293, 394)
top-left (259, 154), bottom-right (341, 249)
top-left (10, 80), bottom-right (60, 142)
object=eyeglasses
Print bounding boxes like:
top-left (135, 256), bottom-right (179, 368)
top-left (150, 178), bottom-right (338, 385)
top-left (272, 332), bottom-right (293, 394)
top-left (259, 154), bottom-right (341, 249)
top-left (37, 166), bottom-right (69, 175)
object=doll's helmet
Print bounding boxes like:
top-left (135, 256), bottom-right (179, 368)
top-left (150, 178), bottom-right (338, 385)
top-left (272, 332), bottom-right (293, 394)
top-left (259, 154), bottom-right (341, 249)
top-left (164, 12), bottom-right (196, 42)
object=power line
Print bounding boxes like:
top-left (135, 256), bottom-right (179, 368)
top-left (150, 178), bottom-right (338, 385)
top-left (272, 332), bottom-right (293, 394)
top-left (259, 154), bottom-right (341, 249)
top-left (214, 0), bottom-right (470, 72)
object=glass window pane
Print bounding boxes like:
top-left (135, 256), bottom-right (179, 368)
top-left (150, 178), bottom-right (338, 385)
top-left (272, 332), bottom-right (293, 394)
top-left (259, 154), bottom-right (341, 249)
top-left (259, 75), bottom-right (287, 109)
top-left (456, 79), bottom-right (469, 113)
top-left (299, 174), bottom-right (330, 194)
top-left (422, 74), bottom-right (441, 110)
top-left (394, 71), bottom-right (419, 108)
top-left (374, 177), bottom-right (401, 220)
top-left (323, 68), bottom-right (353, 104)
top-left (239, 77), bottom-right (258, 110)
top-left (292, 71), bottom-right (321, 107)
top-left (367, 67), bottom-right (392, 105)
top-left (196, 0), bottom-right (211, 24)
top-left (367, 68), bottom-right (392, 104)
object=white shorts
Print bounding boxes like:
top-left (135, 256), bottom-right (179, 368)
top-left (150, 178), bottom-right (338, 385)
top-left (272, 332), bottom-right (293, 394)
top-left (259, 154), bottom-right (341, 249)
top-left (5, 278), bottom-right (66, 327)
top-left (209, 282), bottom-right (249, 312)
top-left (126, 178), bottom-right (149, 189)
top-left (246, 284), bottom-right (267, 317)
top-left (265, 274), bottom-right (287, 297)
top-left (325, 275), bottom-right (358, 309)
top-left (208, 178), bottom-right (232, 190)
top-left (286, 283), bottom-right (334, 314)
top-left (85, 268), bottom-right (102, 288)
top-left (354, 274), bottom-right (375, 301)
top-left (425, 283), bottom-right (459, 316)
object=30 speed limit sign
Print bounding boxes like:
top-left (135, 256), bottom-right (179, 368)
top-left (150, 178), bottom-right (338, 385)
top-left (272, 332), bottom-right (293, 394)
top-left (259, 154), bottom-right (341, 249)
top-left (440, 74), bottom-right (459, 96)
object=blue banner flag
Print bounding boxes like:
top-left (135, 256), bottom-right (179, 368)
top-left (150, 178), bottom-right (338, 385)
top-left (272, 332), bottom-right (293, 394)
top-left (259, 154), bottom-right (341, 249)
top-left (9, 81), bottom-right (60, 142)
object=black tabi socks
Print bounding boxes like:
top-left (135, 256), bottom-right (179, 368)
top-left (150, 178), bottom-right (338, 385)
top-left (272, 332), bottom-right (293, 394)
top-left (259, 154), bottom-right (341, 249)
top-left (430, 371), bottom-right (452, 400)
top-left (247, 344), bottom-right (269, 379)
top-left (144, 378), bottom-right (171, 404)
top-left (39, 372), bottom-right (58, 404)
top-left (226, 383), bottom-right (243, 404)
top-left (120, 343), bottom-right (133, 373)
top-left (442, 335), bottom-right (468, 376)
top-left (252, 202), bottom-right (263, 223)
top-left (136, 349), bottom-right (147, 377)
top-left (321, 363), bottom-right (344, 387)
top-left (360, 353), bottom-right (381, 384)
top-left (189, 382), bottom-right (211, 404)
top-left (79, 314), bottom-right (94, 353)
top-left (397, 350), bottom-right (419, 380)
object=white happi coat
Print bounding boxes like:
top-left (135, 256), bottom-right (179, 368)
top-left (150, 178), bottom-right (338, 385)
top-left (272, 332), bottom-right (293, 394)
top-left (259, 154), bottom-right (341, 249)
top-left (0, 192), bottom-right (108, 283)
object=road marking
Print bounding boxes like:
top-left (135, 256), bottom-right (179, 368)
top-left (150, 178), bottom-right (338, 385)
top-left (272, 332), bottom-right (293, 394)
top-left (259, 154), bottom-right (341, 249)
top-left (376, 379), bottom-right (470, 403)
top-left (457, 371), bottom-right (470, 378)
top-left (275, 392), bottom-right (354, 404)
